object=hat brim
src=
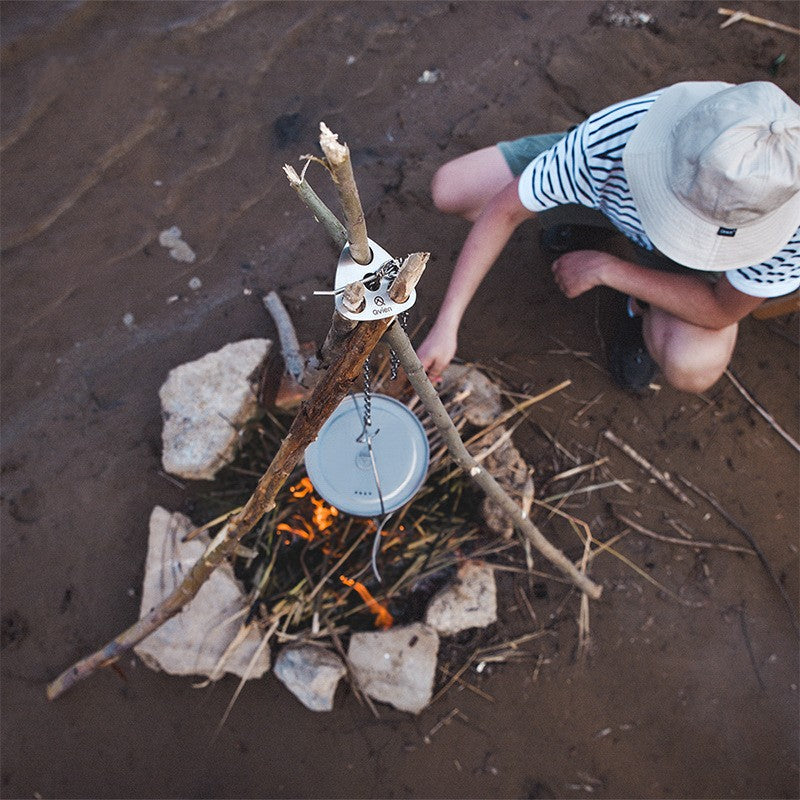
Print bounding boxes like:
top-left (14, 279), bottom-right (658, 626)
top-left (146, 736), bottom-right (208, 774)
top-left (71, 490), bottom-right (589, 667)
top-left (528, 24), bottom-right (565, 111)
top-left (623, 81), bottom-right (800, 271)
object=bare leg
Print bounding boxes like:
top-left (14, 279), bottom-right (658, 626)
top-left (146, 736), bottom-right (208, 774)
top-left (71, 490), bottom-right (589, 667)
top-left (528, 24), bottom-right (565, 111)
top-left (431, 146), bottom-right (514, 222)
top-left (643, 307), bottom-right (738, 393)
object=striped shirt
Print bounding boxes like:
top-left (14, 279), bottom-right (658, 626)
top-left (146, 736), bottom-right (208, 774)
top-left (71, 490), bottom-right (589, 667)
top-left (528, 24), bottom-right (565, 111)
top-left (518, 91), bottom-right (800, 299)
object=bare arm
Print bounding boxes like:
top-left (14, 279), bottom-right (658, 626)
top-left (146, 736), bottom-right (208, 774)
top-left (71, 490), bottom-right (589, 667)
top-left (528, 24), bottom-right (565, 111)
top-left (552, 250), bottom-right (764, 329)
top-left (418, 179), bottom-right (536, 377)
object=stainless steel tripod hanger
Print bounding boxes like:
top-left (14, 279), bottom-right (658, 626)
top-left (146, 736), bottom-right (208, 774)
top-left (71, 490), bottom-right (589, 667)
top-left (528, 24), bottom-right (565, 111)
top-left (313, 238), bottom-right (417, 321)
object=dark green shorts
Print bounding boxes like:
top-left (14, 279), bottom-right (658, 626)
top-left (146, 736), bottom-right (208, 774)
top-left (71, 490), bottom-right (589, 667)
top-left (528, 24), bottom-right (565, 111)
top-left (497, 132), bottom-right (567, 177)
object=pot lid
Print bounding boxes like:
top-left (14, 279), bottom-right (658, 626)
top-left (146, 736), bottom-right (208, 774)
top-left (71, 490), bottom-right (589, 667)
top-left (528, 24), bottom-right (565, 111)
top-left (304, 393), bottom-right (430, 517)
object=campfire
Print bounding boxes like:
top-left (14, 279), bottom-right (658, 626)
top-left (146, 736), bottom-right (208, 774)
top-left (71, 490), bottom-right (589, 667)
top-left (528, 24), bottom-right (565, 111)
top-left (189, 358), bottom-right (534, 644)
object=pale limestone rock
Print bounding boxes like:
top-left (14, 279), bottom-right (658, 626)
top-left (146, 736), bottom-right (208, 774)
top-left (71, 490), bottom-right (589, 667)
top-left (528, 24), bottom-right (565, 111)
top-left (160, 338), bottom-right (271, 480)
top-left (134, 507), bottom-right (270, 680)
top-left (347, 623), bottom-right (439, 714)
top-left (425, 560), bottom-right (497, 636)
top-left (441, 364), bottom-right (532, 536)
top-left (273, 644), bottom-right (346, 712)
top-left (439, 364), bottom-right (502, 426)
top-left (468, 425), bottom-right (532, 537)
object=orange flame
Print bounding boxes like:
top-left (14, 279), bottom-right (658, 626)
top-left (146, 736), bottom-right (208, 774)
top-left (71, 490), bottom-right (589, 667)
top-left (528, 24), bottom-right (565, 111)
top-left (276, 519), bottom-right (315, 540)
top-left (290, 477), bottom-right (314, 499)
top-left (340, 575), bottom-right (393, 629)
top-left (311, 496), bottom-right (338, 531)
top-left (279, 478), bottom-right (339, 541)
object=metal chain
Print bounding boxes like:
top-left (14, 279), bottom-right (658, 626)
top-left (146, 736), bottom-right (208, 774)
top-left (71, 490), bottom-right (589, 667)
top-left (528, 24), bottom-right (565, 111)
top-left (362, 257), bottom-right (401, 292)
top-left (358, 306), bottom-right (405, 583)
top-left (362, 357), bottom-right (372, 428)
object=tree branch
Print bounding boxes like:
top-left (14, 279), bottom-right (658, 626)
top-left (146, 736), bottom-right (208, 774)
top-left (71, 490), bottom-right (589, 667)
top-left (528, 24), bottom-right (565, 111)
top-left (283, 164), bottom-right (347, 249)
top-left (389, 252), bottom-right (428, 303)
top-left (602, 429), bottom-right (695, 507)
top-left (318, 123), bottom-right (369, 264)
top-left (263, 290), bottom-right (304, 383)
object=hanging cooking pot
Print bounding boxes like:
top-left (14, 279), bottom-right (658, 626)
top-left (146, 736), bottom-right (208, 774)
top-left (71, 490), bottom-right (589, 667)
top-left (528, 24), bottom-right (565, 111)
top-left (304, 393), bottom-right (429, 517)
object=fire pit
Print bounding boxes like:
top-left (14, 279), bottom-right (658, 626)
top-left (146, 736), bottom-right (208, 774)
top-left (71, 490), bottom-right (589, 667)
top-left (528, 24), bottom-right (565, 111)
top-left (189, 361), bottom-right (526, 640)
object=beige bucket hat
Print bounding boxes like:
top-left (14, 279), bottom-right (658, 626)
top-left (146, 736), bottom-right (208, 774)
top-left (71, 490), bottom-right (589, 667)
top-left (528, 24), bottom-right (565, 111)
top-left (623, 81), bottom-right (800, 270)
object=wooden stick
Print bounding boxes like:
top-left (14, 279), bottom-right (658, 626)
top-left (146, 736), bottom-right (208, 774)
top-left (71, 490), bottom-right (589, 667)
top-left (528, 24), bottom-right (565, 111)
top-left (718, 7), bottom-right (800, 35)
top-left (319, 123), bottom-right (369, 264)
top-left (283, 164), bottom-right (347, 248)
top-left (318, 284), bottom-right (368, 367)
top-left (46, 257), bottom-right (428, 700)
top-left (389, 252), bottom-right (429, 303)
top-left (602, 429), bottom-right (695, 507)
top-left (678, 475), bottom-right (799, 636)
top-left (724, 368), bottom-right (800, 454)
top-left (613, 510), bottom-right (755, 555)
top-left (385, 321), bottom-right (602, 599)
top-left (47, 327), bottom-right (388, 700)
top-left (263, 291), bottom-right (304, 382)
top-left (343, 281), bottom-right (366, 313)
top-left (548, 458), bottom-right (609, 484)
top-left (319, 309), bottom-right (358, 365)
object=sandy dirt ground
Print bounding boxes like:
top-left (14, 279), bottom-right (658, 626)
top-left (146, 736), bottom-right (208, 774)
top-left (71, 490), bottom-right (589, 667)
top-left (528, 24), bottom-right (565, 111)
top-left (2, 2), bottom-right (799, 798)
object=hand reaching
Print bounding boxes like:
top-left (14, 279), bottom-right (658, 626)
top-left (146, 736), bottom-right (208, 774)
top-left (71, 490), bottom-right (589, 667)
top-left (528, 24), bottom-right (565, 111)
top-left (416, 323), bottom-right (457, 383)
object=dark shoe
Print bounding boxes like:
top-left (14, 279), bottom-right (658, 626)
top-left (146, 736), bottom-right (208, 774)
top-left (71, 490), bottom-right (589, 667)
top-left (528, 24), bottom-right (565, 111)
top-left (540, 224), bottom-right (616, 255)
top-left (608, 299), bottom-right (658, 395)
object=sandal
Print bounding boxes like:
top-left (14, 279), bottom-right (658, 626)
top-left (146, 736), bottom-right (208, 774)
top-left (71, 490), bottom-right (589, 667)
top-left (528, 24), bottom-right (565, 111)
top-left (607, 295), bottom-right (658, 395)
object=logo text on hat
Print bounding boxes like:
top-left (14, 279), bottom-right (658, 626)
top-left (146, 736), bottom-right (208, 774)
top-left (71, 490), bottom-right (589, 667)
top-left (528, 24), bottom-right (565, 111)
top-left (716, 227), bottom-right (737, 237)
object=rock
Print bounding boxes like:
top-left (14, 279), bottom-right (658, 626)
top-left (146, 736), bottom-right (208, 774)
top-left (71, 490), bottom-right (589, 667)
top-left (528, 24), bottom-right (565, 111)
top-left (134, 507), bottom-right (270, 680)
top-left (417, 68), bottom-right (442, 84)
top-left (439, 365), bottom-right (534, 537)
top-left (439, 364), bottom-right (502, 426)
top-left (595, 3), bottom-right (657, 30)
top-left (468, 425), bottom-right (532, 536)
top-left (159, 225), bottom-right (196, 263)
top-left (425, 561), bottom-right (497, 636)
top-left (160, 338), bottom-right (271, 480)
top-left (273, 644), bottom-right (346, 712)
top-left (347, 623), bottom-right (439, 714)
